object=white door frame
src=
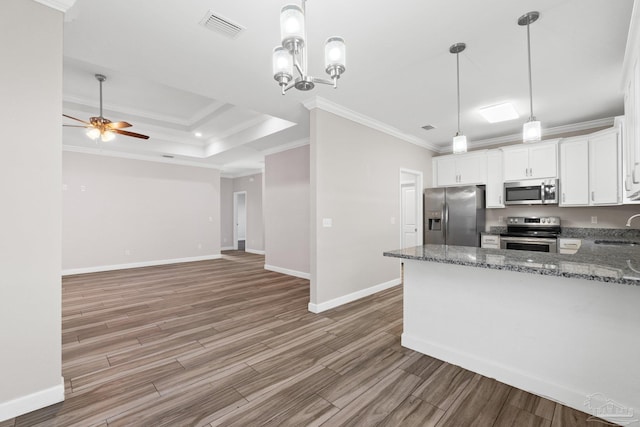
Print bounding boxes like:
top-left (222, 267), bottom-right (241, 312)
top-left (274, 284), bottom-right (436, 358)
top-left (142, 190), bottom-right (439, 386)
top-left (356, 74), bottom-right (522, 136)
top-left (399, 168), bottom-right (423, 248)
top-left (233, 191), bottom-right (247, 250)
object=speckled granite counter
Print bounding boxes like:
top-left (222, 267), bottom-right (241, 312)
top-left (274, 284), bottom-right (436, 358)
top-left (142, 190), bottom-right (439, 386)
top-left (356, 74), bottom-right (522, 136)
top-left (384, 239), bottom-right (640, 285)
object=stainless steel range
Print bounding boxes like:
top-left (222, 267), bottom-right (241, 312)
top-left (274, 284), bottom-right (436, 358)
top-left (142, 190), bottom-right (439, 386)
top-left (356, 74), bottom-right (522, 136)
top-left (500, 216), bottom-right (561, 253)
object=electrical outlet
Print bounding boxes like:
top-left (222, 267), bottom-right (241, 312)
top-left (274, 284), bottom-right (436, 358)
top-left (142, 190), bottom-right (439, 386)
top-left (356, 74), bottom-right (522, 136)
top-left (498, 216), bottom-right (504, 222)
top-left (125, 249), bottom-right (131, 255)
top-left (390, 217), bottom-right (396, 224)
top-left (591, 216), bottom-right (598, 224)
top-left (197, 243), bottom-right (202, 249)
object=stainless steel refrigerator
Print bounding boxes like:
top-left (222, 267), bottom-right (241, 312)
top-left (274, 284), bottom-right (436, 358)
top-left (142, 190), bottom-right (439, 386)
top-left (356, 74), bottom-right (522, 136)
top-left (424, 186), bottom-right (485, 247)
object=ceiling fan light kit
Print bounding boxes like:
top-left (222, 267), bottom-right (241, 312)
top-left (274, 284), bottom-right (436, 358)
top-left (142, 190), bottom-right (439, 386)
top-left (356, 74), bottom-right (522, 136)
top-left (272, 0), bottom-right (346, 95)
top-left (519, 11), bottom-right (542, 143)
top-left (63, 73), bottom-right (150, 142)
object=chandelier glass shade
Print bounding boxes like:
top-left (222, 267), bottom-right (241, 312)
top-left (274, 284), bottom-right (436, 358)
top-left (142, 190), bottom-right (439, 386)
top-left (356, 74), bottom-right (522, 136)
top-left (272, 0), bottom-right (346, 94)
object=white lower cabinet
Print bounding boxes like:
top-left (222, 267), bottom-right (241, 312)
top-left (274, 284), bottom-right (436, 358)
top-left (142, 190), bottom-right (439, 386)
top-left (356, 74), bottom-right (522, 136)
top-left (486, 150), bottom-right (504, 208)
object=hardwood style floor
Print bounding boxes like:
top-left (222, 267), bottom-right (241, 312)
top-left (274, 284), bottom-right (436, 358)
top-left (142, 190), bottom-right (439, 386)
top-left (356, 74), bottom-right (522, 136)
top-left (1, 251), bottom-right (614, 427)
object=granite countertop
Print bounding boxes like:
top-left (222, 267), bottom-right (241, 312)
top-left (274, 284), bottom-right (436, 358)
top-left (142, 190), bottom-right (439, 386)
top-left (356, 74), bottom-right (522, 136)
top-left (384, 238), bottom-right (640, 286)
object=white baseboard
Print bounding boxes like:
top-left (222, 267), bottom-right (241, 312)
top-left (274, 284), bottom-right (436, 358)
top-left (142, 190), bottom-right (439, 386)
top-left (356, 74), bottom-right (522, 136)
top-left (221, 246), bottom-right (235, 251)
top-left (308, 278), bottom-right (401, 313)
top-left (246, 249), bottom-right (265, 255)
top-left (400, 333), bottom-right (625, 426)
top-left (264, 264), bottom-right (310, 280)
top-left (0, 378), bottom-right (64, 422)
top-left (62, 254), bottom-right (222, 276)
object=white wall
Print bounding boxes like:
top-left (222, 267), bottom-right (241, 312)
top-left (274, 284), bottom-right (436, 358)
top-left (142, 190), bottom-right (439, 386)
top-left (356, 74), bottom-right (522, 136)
top-left (264, 145), bottom-right (310, 278)
top-left (222, 174), bottom-right (264, 253)
top-left (220, 178), bottom-right (234, 248)
top-left (0, 0), bottom-right (64, 420)
top-left (486, 204), bottom-right (640, 229)
top-left (62, 152), bottom-right (221, 273)
top-left (309, 108), bottom-right (434, 312)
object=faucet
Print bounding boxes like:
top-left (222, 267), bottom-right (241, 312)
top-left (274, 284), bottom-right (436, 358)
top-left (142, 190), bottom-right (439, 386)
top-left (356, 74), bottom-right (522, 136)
top-left (626, 214), bottom-right (640, 227)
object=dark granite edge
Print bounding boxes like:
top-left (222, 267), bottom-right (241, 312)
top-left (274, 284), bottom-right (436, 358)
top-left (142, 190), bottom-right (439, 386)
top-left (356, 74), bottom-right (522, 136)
top-left (383, 251), bottom-right (640, 286)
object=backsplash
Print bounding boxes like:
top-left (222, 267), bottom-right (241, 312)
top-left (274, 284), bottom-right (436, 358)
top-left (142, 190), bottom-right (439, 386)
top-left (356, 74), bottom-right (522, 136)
top-left (489, 225), bottom-right (640, 240)
top-left (485, 204), bottom-right (640, 229)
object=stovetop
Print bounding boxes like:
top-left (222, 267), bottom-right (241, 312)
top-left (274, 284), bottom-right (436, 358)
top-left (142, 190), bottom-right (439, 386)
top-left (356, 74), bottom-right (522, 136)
top-left (503, 216), bottom-right (561, 238)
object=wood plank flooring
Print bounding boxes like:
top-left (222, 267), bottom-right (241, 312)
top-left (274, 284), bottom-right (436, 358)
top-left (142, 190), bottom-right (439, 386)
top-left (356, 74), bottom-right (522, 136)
top-left (1, 251), bottom-right (616, 427)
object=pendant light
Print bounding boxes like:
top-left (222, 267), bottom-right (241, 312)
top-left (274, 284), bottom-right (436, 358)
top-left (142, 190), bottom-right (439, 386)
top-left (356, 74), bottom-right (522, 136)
top-left (450, 43), bottom-right (467, 154)
top-left (519, 11), bottom-right (541, 143)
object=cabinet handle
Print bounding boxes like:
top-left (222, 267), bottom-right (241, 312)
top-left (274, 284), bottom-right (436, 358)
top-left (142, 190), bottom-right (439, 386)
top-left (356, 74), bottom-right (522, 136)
top-left (562, 193), bottom-right (565, 203)
top-left (591, 191), bottom-right (595, 202)
top-left (499, 195), bottom-right (502, 204)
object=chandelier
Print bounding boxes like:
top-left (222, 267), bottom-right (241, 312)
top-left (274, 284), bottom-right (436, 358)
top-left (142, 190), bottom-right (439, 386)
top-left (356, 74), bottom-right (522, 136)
top-left (272, 0), bottom-right (346, 95)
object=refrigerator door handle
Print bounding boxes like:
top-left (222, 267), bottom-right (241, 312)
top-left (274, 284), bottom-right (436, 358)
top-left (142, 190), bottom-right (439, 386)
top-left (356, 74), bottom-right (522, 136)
top-left (443, 202), bottom-right (449, 244)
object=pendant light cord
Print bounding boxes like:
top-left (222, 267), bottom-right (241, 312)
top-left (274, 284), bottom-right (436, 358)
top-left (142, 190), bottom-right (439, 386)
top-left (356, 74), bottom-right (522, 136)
top-left (99, 79), bottom-right (103, 118)
top-left (456, 51), bottom-right (461, 134)
top-left (526, 21), bottom-right (534, 120)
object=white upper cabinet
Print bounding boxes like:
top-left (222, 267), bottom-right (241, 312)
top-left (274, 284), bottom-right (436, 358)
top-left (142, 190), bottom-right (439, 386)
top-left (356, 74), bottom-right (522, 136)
top-left (559, 128), bottom-right (621, 207)
top-left (559, 137), bottom-right (589, 206)
top-left (589, 128), bottom-right (621, 205)
top-left (433, 151), bottom-right (487, 187)
top-left (486, 150), bottom-right (504, 208)
top-left (623, 58), bottom-right (640, 201)
top-left (502, 140), bottom-right (558, 182)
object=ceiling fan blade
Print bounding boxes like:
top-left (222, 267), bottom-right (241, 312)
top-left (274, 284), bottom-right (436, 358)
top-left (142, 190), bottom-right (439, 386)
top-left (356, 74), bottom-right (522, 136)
top-left (114, 129), bottom-right (150, 140)
top-left (106, 121), bottom-right (132, 129)
top-left (63, 114), bottom-right (91, 125)
top-left (63, 125), bottom-right (90, 128)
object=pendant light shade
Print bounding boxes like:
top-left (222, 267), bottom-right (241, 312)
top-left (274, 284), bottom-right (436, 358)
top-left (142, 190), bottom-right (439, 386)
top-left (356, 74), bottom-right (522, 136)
top-left (450, 43), bottom-right (467, 154)
top-left (519, 11), bottom-right (541, 143)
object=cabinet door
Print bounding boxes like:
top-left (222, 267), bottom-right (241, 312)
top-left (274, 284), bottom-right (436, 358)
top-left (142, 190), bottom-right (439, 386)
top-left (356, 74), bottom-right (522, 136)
top-left (486, 151), bottom-right (504, 208)
top-left (457, 154), bottom-right (486, 184)
top-left (435, 156), bottom-right (458, 187)
top-left (529, 143), bottom-right (558, 179)
top-left (589, 130), bottom-right (620, 205)
top-left (559, 138), bottom-right (589, 206)
top-left (502, 147), bottom-right (530, 181)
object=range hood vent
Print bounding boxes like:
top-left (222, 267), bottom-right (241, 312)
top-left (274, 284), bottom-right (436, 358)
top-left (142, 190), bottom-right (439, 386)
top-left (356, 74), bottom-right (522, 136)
top-left (199, 11), bottom-right (245, 39)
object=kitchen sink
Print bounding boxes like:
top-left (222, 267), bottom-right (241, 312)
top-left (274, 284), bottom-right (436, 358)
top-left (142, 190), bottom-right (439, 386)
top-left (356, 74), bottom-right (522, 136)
top-left (594, 239), bottom-right (639, 246)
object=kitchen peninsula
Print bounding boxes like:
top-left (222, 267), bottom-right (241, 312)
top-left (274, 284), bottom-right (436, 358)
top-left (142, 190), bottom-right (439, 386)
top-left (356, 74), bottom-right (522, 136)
top-left (384, 242), bottom-right (640, 425)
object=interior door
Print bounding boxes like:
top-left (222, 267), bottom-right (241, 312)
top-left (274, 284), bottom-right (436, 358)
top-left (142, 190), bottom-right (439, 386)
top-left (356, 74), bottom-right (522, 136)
top-left (401, 184), bottom-right (417, 248)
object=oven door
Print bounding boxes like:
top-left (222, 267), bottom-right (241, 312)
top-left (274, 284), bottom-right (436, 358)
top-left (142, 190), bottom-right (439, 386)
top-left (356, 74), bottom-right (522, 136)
top-left (499, 236), bottom-right (557, 253)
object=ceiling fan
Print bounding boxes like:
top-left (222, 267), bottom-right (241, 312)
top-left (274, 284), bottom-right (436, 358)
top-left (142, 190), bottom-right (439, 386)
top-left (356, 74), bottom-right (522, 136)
top-left (63, 74), bottom-right (149, 142)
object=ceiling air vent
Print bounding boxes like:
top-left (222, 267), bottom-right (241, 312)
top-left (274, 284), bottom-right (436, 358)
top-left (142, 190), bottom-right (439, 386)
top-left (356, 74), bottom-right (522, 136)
top-left (421, 125), bottom-right (436, 131)
top-left (199, 11), bottom-right (245, 39)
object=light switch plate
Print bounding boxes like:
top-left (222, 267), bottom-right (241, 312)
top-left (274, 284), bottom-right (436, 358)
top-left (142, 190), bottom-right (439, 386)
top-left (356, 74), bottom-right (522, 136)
top-left (322, 218), bottom-right (332, 227)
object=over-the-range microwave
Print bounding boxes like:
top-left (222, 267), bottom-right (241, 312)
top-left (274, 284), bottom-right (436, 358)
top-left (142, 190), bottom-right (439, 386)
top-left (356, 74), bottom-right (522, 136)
top-left (504, 179), bottom-right (558, 205)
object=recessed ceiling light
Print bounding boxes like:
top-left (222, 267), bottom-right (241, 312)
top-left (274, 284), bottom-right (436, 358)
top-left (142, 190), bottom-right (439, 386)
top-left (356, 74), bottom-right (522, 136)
top-left (478, 103), bottom-right (519, 123)
top-left (194, 132), bottom-right (203, 138)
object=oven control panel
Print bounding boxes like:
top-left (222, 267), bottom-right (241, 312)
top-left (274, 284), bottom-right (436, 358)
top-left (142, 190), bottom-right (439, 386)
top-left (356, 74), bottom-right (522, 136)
top-left (507, 216), bottom-right (560, 225)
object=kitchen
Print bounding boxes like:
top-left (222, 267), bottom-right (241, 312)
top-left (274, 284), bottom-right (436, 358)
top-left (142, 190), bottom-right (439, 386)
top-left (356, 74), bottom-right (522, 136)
top-left (384, 10), bottom-right (640, 421)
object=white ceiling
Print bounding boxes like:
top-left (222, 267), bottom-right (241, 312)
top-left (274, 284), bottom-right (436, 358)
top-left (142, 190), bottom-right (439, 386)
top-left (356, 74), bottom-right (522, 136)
top-left (61, 0), bottom-right (635, 176)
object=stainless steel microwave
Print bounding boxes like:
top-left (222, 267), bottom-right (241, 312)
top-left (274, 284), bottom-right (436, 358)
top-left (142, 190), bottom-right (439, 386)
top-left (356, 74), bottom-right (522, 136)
top-left (504, 179), bottom-right (558, 205)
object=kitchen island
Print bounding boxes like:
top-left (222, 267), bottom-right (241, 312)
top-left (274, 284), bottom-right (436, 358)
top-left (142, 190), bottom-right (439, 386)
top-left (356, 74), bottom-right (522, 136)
top-left (384, 242), bottom-right (640, 425)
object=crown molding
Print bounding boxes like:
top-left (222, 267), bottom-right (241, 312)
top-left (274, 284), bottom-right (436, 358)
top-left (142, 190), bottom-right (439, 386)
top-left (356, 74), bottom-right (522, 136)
top-left (261, 138), bottom-right (310, 156)
top-left (62, 145), bottom-right (222, 170)
top-left (34, 0), bottom-right (77, 13)
top-left (459, 117), bottom-right (616, 153)
top-left (302, 96), bottom-right (440, 152)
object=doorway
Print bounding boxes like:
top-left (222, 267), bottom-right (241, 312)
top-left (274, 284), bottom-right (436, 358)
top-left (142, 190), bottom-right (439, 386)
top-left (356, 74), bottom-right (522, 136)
top-left (399, 169), bottom-right (423, 248)
top-left (233, 191), bottom-right (247, 251)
